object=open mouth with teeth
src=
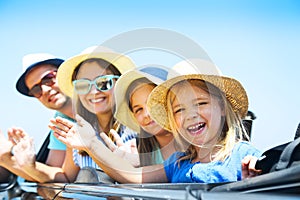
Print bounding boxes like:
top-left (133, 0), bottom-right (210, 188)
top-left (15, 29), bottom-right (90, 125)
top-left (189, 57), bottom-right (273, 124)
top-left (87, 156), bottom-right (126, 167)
top-left (186, 122), bottom-right (206, 135)
top-left (48, 92), bottom-right (58, 102)
top-left (89, 97), bottom-right (105, 103)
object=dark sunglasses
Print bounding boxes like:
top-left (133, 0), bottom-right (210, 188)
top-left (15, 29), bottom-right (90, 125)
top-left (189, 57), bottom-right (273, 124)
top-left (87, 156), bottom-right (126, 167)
top-left (28, 70), bottom-right (57, 98)
top-left (73, 75), bottom-right (120, 95)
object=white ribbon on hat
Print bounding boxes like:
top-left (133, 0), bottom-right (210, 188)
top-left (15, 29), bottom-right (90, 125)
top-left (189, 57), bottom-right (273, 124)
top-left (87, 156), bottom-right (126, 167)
top-left (168, 58), bottom-right (223, 79)
top-left (22, 53), bottom-right (57, 71)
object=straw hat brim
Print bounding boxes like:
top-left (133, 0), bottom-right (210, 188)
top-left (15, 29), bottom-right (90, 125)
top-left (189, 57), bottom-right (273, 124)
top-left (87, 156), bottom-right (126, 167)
top-left (114, 69), bottom-right (166, 133)
top-left (147, 74), bottom-right (248, 132)
top-left (57, 52), bottom-right (136, 97)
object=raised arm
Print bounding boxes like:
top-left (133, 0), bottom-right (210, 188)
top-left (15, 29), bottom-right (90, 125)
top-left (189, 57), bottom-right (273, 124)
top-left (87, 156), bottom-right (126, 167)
top-left (0, 129), bottom-right (37, 181)
top-left (100, 130), bottom-right (140, 167)
top-left (87, 134), bottom-right (167, 183)
top-left (12, 136), bottom-right (79, 183)
top-left (50, 114), bottom-right (168, 184)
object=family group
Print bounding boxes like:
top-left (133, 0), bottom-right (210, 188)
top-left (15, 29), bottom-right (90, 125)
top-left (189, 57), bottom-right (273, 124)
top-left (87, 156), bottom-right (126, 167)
top-left (0, 45), bottom-right (262, 185)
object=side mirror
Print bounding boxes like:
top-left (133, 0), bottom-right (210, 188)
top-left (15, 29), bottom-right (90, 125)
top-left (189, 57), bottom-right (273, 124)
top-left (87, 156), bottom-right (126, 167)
top-left (242, 110), bottom-right (257, 141)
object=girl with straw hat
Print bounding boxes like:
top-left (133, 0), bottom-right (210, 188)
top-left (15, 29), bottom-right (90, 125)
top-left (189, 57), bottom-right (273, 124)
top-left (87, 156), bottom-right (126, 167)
top-left (146, 74), bottom-right (261, 183)
top-left (46, 59), bottom-right (262, 183)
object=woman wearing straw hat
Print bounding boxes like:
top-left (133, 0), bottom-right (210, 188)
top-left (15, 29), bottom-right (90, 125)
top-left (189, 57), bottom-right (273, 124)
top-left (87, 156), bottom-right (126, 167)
top-left (100, 66), bottom-right (176, 167)
top-left (48, 67), bottom-right (263, 183)
top-left (12, 46), bottom-right (137, 183)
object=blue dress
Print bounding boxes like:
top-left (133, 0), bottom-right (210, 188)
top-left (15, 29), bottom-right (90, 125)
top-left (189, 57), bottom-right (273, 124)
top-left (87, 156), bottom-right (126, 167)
top-left (164, 141), bottom-right (262, 183)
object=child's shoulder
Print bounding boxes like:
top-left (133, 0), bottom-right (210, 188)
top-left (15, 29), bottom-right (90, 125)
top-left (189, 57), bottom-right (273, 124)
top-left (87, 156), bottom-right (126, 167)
top-left (164, 151), bottom-right (186, 165)
top-left (235, 141), bottom-right (253, 148)
top-left (233, 141), bottom-right (262, 157)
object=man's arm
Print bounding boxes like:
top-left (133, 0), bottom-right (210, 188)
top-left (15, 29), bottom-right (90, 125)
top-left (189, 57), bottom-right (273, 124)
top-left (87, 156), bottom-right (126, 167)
top-left (46, 150), bottom-right (66, 167)
top-left (45, 130), bottom-right (66, 167)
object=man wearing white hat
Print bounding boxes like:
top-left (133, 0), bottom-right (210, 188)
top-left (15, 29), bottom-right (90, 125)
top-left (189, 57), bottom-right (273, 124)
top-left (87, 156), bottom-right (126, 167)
top-left (0, 53), bottom-right (74, 182)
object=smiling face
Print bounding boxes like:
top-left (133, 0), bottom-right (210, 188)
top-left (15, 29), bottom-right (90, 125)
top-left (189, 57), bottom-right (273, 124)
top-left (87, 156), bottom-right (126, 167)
top-left (170, 80), bottom-right (224, 147)
top-left (25, 64), bottom-right (69, 110)
top-left (75, 61), bottom-right (116, 115)
top-left (130, 84), bottom-right (165, 136)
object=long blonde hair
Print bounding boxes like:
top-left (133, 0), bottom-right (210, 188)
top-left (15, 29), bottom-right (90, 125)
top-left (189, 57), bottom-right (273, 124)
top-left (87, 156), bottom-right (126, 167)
top-left (166, 79), bottom-right (248, 163)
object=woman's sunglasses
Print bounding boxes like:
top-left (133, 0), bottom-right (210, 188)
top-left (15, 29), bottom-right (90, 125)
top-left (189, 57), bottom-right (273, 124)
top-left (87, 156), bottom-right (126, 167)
top-left (73, 75), bottom-right (120, 95)
top-left (28, 70), bottom-right (57, 98)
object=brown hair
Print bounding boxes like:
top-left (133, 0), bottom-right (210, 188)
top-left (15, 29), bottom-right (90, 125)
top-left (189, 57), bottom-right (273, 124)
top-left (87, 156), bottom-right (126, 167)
top-left (72, 58), bottom-right (122, 155)
top-left (126, 78), bottom-right (162, 166)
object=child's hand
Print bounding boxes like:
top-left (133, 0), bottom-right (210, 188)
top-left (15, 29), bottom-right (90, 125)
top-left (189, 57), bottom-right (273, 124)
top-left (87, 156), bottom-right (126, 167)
top-left (241, 155), bottom-right (262, 179)
top-left (100, 130), bottom-right (139, 167)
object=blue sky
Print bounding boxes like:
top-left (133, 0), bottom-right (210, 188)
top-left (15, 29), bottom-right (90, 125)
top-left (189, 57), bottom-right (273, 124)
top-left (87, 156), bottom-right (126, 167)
top-left (0, 0), bottom-right (299, 151)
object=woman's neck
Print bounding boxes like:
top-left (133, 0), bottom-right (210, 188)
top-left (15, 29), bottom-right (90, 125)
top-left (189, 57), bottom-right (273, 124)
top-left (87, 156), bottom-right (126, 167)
top-left (96, 112), bottom-right (114, 134)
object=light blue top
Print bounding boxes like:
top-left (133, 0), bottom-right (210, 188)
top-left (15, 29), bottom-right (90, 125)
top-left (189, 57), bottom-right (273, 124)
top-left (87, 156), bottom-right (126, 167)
top-left (73, 124), bottom-right (137, 169)
top-left (164, 141), bottom-right (262, 183)
top-left (48, 112), bottom-right (74, 151)
top-left (151, 149), bottom-right (165, 164)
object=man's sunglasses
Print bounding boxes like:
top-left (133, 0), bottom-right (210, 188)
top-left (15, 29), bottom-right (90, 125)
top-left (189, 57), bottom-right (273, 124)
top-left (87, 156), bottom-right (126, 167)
top-left (73, 75), bottom-right (120, 95)
top-left (28, 70), bottom-right (57, 98)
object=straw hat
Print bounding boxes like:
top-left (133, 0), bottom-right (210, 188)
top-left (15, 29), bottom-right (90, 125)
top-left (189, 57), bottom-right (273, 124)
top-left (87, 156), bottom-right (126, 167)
top-left (16, 53), bottom-right (64, 97)
top-left (147, 59), bottom-right (248, 132)
top-left (57, 46), bottom-right (136, 97)
top-left (114, 66), bottom-right (169, 133)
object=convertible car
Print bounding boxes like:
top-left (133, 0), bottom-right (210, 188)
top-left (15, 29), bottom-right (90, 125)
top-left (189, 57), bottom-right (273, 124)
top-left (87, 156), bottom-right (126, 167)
top-left (1, 123), bottom-right (299, 200)
top-left (1, 166), bottom-right (300, 200)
